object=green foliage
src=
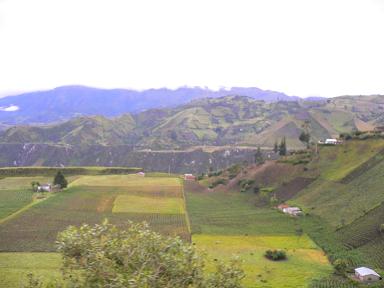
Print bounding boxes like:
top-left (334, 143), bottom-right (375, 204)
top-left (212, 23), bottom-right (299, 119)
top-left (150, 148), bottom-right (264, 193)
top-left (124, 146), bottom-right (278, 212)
top-left (209, 178), bottom-right (228, 189)
top-left (53, 171), bottom-right (67, 188)
top-left (333, 258), bottom-right (348, 275)
top-left (254, 146), bottom-right (265, 165)
top-left (53, 221), bottom-right (244, 288)
top-left (274, 140), bottom-right (279, 153)
top-left (299, 131), bottom-right (311, 148)
top-left (30, 181), bottom-right (40, 192)
top-left (279, 137), bottom-right (287, 156)
top-left (264, 249), bottom-right (287, 261)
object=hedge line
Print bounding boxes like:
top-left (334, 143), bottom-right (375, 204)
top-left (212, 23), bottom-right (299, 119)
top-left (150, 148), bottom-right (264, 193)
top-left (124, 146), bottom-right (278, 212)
top-left (0, 167), bottom-right (143, 177)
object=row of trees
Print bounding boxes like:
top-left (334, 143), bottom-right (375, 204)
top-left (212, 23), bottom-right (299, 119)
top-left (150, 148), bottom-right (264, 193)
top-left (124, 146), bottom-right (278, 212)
top-left (273, 137), bottom-right (287, 156)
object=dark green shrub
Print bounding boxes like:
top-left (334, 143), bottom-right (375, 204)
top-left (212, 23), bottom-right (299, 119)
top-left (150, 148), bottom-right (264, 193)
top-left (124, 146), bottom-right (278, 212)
top-left (264, 250), bottom-right (287, 261)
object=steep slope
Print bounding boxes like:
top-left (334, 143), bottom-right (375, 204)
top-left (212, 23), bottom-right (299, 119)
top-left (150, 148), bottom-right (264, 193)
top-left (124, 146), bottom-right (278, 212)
top-left (292, 139), bottom-right (384, 227)
top-left (1, 115), bottom-right (136, 145)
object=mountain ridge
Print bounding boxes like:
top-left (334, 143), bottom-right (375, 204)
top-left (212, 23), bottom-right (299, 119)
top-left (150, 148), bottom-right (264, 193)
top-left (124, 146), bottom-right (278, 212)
top-left (0, 85), bottom-right (305, 125)
top-left (1, 94), bottom-right (384, 150)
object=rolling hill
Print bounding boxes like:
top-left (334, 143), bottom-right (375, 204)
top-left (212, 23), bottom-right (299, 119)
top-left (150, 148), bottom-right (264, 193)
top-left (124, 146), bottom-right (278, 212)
top-left (1, 94), bottom-right (384, 151)
top-left (0, 85), bottom-right (300, 125)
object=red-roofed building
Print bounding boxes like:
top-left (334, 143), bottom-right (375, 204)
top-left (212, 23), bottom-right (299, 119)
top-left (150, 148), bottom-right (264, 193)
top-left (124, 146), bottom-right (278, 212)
top-left (184, 174), bottom-right (196, 181)
top-left (277, 204), bottom-right (290, 211)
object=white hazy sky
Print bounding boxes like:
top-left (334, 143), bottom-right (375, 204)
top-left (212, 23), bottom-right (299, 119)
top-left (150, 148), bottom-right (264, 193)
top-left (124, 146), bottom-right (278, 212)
top-left (0, 0), bottom-right (383, 97)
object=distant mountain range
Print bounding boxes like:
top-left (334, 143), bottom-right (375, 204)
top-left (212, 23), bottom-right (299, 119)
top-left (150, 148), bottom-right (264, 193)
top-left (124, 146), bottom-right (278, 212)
top-left (1, 94), bottom-right (383, 150)
top-left (0, 85), bottom-right (309, 125)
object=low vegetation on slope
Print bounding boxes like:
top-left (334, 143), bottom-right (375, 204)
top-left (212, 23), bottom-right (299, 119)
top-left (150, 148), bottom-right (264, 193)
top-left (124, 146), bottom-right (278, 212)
top-left (293, 139), bottom-right (384, 227)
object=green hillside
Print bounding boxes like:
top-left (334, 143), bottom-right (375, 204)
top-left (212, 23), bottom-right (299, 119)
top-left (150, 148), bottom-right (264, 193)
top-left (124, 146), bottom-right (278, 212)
top-left (2, 95), bottom-right (384, 149)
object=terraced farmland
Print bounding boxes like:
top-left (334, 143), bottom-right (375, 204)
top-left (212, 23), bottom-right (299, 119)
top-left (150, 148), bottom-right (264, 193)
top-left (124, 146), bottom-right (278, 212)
top-left (0, 175), bottom-right (189, 251)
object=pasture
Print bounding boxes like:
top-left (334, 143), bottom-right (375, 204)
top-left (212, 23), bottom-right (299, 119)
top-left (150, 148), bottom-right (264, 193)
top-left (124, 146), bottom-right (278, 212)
top-left (185, 183), bottom-right (333, 287)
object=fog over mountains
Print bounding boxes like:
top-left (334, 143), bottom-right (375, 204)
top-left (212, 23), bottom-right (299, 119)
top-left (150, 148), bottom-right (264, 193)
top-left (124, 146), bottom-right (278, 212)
top-left (0, 85), bottom-right (307, 125)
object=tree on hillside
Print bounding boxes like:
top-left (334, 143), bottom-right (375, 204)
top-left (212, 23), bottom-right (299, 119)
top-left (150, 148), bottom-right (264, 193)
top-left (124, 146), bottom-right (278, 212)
top-left (299, 131), bottom-right (310, 148)
top-left (254, 146), bottom-right (265, 165)
top-left (273, 140), bottom-right (278, 153)
top-left (53, 171), bottom-right (68, 188)
top-left (26, 221), bottom-right (244, 288)
top-left (279, 137), bottom-right (287, 156)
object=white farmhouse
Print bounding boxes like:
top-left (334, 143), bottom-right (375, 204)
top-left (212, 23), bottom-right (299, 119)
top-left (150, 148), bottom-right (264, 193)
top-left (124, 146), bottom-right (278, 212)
top-left (325, 138), bottom-right (338, 145)
top-left (282, 207), bottom-right (302, 216)
top-left (355, 267), bottom-right (382, 283)
top-left (37, 183), bottom-right (52, 192)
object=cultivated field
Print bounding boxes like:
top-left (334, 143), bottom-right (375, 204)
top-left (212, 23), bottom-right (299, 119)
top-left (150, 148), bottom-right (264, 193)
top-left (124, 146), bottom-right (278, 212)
top-left (0, 174), bottom-right (189, 252)
top-left (0, 174), bottom-right (190, 286)
top-left (185, 182), bottom-right (332, 287)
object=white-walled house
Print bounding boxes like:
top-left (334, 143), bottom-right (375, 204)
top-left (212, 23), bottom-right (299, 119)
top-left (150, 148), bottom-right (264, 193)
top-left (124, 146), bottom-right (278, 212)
top-left (325, 138), bottom-right (338, 145)
top-left (282, 207), bottom-right (302, 216)
top-left (37, 183), bottom-right (52, 192)
top-left (355, 267), bottom-right (382, 283)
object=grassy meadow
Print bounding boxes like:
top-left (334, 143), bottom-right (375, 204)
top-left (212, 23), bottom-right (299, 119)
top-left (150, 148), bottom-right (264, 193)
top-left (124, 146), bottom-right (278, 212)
top-left (0, 253), bottom-right (62, 288)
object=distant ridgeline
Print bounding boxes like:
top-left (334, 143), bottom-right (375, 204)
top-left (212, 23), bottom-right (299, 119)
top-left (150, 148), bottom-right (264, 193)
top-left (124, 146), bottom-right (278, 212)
top-left (0, 93), bottom-right (384, 172)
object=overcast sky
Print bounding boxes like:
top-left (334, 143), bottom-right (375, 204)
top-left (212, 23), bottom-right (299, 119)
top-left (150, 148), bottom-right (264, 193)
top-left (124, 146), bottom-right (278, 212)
top-left (0, 0), bottom-right (383, 97)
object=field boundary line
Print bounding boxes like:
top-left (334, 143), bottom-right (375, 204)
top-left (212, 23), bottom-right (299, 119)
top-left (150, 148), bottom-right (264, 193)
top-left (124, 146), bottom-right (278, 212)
top-left (180, 179), bottom-right (192, 241)
top-left (0, 195), bottom-right (52, 225)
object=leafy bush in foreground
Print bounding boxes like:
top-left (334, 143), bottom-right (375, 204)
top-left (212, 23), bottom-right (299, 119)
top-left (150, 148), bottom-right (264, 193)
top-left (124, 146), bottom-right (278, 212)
top-left (27, 220), bottom-right (244, 287)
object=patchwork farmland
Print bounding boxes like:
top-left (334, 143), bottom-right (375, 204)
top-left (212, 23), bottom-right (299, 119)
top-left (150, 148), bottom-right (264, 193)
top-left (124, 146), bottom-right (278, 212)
top-left (185, 181), bottom-right (332, 287)
top-left (0, 168), bottom-right (335, 287)
top-left (0, 174), bottom-right (189, 252)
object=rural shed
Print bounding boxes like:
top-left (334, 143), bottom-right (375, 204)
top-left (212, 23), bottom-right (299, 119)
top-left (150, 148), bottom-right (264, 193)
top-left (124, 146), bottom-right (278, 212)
top-left (184, 174), bottom-right (196, 181)
top-left (355, 267), bottom-right (382, 282)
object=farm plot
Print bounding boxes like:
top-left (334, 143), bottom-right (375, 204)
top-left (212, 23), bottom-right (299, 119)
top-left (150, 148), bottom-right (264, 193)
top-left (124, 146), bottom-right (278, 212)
top-left (185, 183), bottom-right (333, 287)
top-left (0, 177), bottom-right (51, 220)
top-left (0, 253), bottom-right (61, 288)
top-left (0, 175), bottom-right (189, 251)
top-left (195, 235), bottom-right (331, 288)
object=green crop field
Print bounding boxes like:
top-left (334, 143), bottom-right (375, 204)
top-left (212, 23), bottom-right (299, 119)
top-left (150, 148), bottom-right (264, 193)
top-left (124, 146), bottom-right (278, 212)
top-left (185, 186), bottom-right (333, 287)
top-left (0, 175), bottom-right (189, 252)
top-left (112, 194), bottom-right (185, 214)
top-left (0, 253), bottom-right (62, 288)
top-left (0, 176), bottom-right (63, 220)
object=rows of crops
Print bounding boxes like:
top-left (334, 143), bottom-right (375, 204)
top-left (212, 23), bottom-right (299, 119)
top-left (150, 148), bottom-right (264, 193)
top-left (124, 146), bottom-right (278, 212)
top-left (357, 238), bottom-right (384, 269)
top-left (0, 175), bottom-right (190, 251)
top-left (310, 278), bottom-right (358, 288)
top-left (336, 203), bottom-right (384, 248)
top-left (185, 182), bottom-right (333, 287)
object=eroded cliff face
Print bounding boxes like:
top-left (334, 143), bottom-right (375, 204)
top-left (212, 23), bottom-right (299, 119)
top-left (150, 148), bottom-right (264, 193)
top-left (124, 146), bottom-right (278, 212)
top-left (0, 144), bottom-right (277, 174)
